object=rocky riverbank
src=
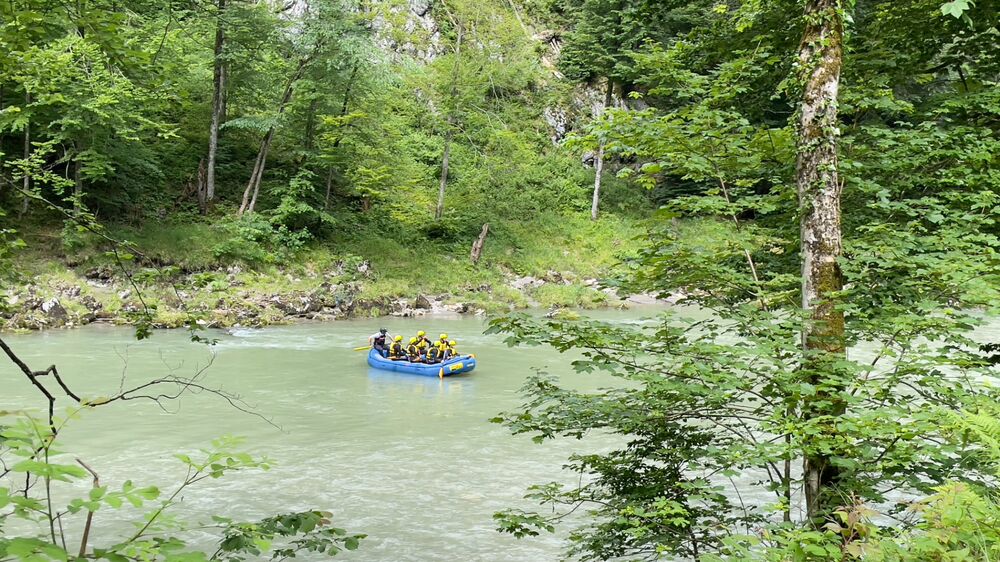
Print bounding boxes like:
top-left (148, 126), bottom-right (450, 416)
top-left (1, 261), bottom-right (677, 332)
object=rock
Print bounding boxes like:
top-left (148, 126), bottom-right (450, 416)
top-left (414, 294), bottom-right (433, 309)
top-left (542, 106), bottom-right (569, 144)
top-left (410, 0), bottom-right (431, 16)
top-left (118, 289), bottom-right (132, 300)
top-left (298, 295), bottom-right (321, 314)
top-left (85, 266), bottom-right (114, 280)
top-left (625, 293), bottom-right (663, 305)
top-left (40, 298), bottom-right (68, 321)
top-left (79, 295), bottom-right (102, 311)
top-left (509, 276), bottom-right (545, 291)
top-left (61, 285), bottom-right (82, 298)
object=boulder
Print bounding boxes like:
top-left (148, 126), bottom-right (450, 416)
top-left (40, 298), bottom-right (68, 321)
top-left (509, 276), bottom-right (544, 291)
top-left (79, 295), bottom-right (103, 311)
top-left (61, 285), bottom-right (82, 298)
top-left (414, 294), bottom-right (433, 309)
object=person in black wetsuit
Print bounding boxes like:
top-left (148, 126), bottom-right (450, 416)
top-left (368, 328), bottom-right (391, 356)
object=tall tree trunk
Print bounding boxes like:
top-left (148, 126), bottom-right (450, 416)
top-left (20, 91), bottom-right (30, 216)
top-left (435, 21), bottom-right (463, 221)
top-left (796, 0), bottom-right (846, 523)
top-left (73, 148), bottom-right (83, 217)
top-left (237, 56), bottom-right (310, 217)
top-left (195, 158), bottom-right (208, 210)
top-left (324, 166), bottom-right (335, 210)
top-left (591, 81), bottom-right (612, 221)
top-left (204, 0), bottom-right (227, 214)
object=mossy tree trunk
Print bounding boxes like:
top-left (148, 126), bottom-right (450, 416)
top-left (795, 0), bottom-right (847, 522)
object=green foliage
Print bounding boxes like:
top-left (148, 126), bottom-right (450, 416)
top-left (489, 0), bottom-right (1000, 559)
top-left (212, 215), bottom-right (308, 265)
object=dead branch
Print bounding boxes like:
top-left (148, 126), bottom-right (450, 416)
top-left (0, 336), bottom-right (279, 433)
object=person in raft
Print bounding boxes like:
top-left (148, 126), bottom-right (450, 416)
top-left (435, 333), bottom-right (450, 356)
top-left (406, 337), bottom-right (423, 362)
top-left (369, 328), bottom-right (392, 356)
top-left (425, 343), bottom-right (442, 364)
top-left (387, 335), bottom-right (407, 361)
top-left (442, 340), bottom-right (458, 360)
top-left (414, 330), bottom-right (432, 358)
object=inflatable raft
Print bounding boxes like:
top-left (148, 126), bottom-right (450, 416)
top-left (367, 349), bottom-right (476, 377)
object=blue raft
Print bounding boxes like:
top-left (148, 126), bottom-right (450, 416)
top-left (367, 349), bottom-right (477, 377)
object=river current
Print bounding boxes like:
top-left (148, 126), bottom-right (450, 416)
top-left (1, 310), bottom-right (660, 561)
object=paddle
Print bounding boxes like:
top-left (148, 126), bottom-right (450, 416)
top-left (353, 345), bottom-right (370, 351)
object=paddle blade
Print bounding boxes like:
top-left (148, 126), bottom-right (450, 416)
top-left (354, 346), bottom-right (371, 351)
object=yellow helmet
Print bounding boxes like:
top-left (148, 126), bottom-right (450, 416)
top-left (440, 333), bottom-right (448, 339)
top-left (449, 340), bottom-right (456, 346)
top-left (417, 330), bottom-right (426, 337)
top-left (394, 335), bottom-right (403, 341)
top-left (409, 337), bottom-right (417, 344)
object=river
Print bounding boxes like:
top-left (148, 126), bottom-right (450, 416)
top-left (0, 309), bottom-right (661, 561)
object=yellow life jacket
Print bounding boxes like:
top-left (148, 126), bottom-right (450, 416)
top-left (389, 342), bottom-right (404, 358)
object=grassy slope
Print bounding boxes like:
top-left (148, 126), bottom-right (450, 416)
top-left (7, 212), bottom-right (646, 327)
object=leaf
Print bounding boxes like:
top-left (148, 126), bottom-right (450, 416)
top-left (940, 0), bottom-right (973, 18)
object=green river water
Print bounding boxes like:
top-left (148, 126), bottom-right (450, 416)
top-left (0, 309), bottom-right (664, 561)
top-left (8, 309), bottom-right (995, 560)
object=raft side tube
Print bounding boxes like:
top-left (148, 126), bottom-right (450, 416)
top-left (367, 349), bottom-right (477, 376)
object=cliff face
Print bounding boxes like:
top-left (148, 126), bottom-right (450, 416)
top-left (367, 0), bottom-right (606, 148)
top-left (371, 0), bottom-right (443, 63)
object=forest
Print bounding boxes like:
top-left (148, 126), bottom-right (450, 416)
top-left (2, 0), bottom-right (1000, 560)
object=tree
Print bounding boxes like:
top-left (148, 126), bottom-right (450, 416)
top-left (557, 0), bottom-right (696, 220)
top-left (794, 0), bottom-right (847, 522)
top-left (435, 9), bottom-right (462, 221)
top-left (204, 0), bottom-right (228, 213)
top-left (490, 0), bottom-right (1000, 558)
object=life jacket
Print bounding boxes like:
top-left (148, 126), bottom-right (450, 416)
top-left (426, 346), bottom-right (440, 362)
top-left (406, 343), bottom-right (419, 358)
top-left (389, 342), bottom-right (404, 358)
top-left (436, 340), bottom-right (449, 352)
top-left (415, 338), bottom-right (429, 350)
